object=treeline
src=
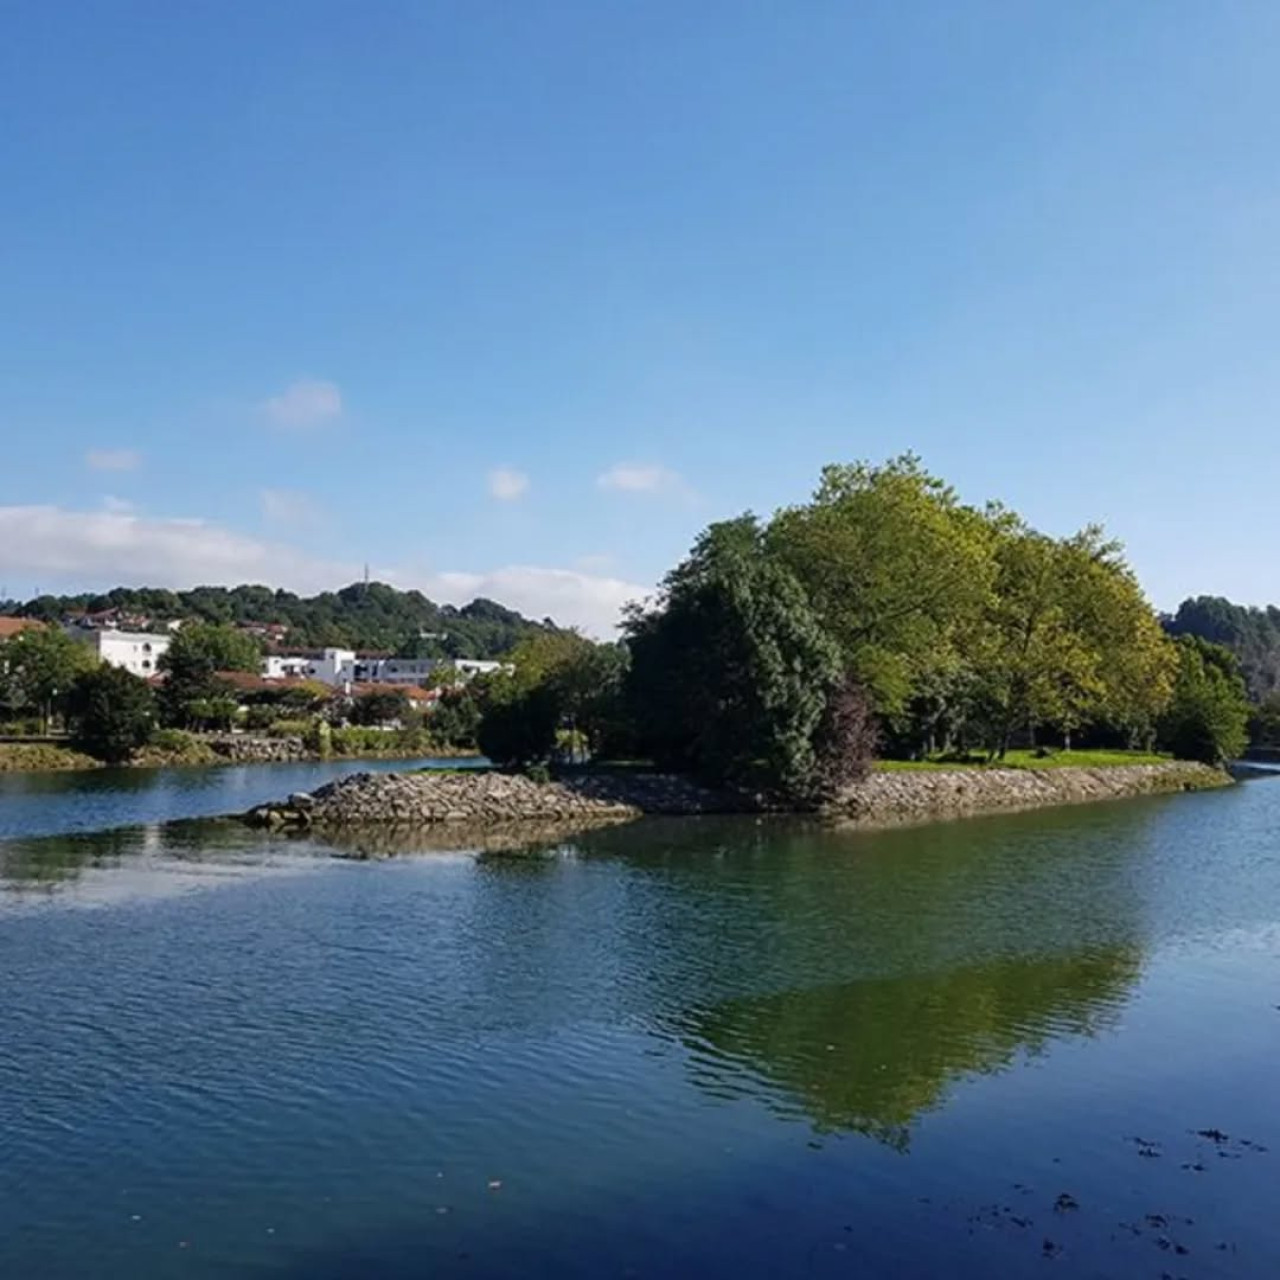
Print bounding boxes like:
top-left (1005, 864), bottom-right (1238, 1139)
top-left (1, 581), bottom-right (554, 657)
top-left (471, 456), bottom-right (1253, 795)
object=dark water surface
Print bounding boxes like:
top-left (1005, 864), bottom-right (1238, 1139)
top-left (2, 774), bottom-right (1279, 1278)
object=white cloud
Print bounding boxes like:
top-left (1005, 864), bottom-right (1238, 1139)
top-left (0, 505), bottom-right (649, 636)
top-left (428, 566), bottom-right (648, 634)
top-left (259, 487), bottom-right (323, 530)
top-left (487, 467), bottom-right (530, 501)
top-left (262, 379), bottom-right (343, 429)
top-left (101, 496), bottom-right (135, 514)
top-left (85, 449), bottom-right (142, 472)
top-left (596, 462), bottom-right (690, 496)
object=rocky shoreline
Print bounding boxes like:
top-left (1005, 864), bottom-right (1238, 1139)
top-left (244, 760), bottom-right (1229, 834)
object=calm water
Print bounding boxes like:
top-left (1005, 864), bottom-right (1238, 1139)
top-left (2, 773), bottom-right (1279, 1278)
top-left (0, 756), bottom-right (479, 841)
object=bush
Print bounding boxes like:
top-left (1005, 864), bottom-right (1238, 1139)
top-left (149, 727), bottom-right (197, 753)
top-left (348, 689), bottom-right (411, 726)
top-left (267, 718), bottom-right (313, 739)
top-left (243, 705), bottom-right (278, 731)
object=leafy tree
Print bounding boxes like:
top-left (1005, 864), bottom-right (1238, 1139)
top-left (1249, 695), bottom-right (1280, 748)
top-left (1158, 636), bottom-right (1250, 766)
top-left (0, 627), bottom-right (97, 731)
top-left (476, 680), bottom-right (561, 767)
top-left (625, 516), bottom-right (842, 799)
top-left (431, 681), bottom-right (486, 749)
top-left (504, 630), bottom-right (631, 760)
top-left (158, 623), bottom-right (259, 727)
top-left (806, 676), bottom-right (879, 802)
top-left (768, 454), bottom-right (994, 716)
top-left (66, 666), bottom-right (156, 763)
top-left (348, 688), bottom-right (411, 726)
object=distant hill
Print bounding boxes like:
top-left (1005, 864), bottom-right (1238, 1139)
top-left (1165, 596), bottom-right (1280, 703)
top-left (0, 582), bottom-right (558, 658)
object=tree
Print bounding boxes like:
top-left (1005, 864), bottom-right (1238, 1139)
top-left (1158, 636), bottom-right (1250, 766)
top-left (504, 630), bottom-right (631, 761)
top-left (1250, 695), bottom-right (1280, 748)
top-left (476, 680), bottom-right (561, 767)
top-left (625, 516), bottom-right (843, 799)
top-left (66, 666), bottom-right (156, 763)
top-left (1167, 596), bottom-right (1280, 703)
top-left (348, 688), bottom-right (411, 726)
top-left (806, 676), bottom-right (879, 802)
top-left (768, 455), bottom-right (994, 716)
top-left (431, 681), bottom-right (486, 749)
top-left (158, 623), bottom-right (260, 727)
top-left (0, 627), bottom-right (97, 732)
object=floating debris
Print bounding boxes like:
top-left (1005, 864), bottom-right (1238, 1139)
top-left (1054, 1193), bottom-right (1080, 1213)
top-left (1042, 1238), bottom-right (1063, 1259)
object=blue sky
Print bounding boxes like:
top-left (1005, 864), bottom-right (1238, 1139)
top-left (2, 1), bottom-right (1278, 632)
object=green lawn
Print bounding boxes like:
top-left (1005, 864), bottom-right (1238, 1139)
top-left (876, 749), bottom-right (1171, 773)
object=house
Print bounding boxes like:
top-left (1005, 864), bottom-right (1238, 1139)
top-left (70, 628), bottom-right (172, 677)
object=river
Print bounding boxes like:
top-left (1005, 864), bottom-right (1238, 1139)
top-left (1, 766), bottom-right (1278, 1278)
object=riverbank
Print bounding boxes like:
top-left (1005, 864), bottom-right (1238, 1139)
top-left (0, 735), bottom-right (482, 773)
top-left (245, 759), bottom-right (1230, 833)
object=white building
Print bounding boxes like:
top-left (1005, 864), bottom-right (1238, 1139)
top-left (73, 628), bottom-right (172, 677)
top-left (255, 650), bottom-right (509, 689)
top-left (262, 654), bottom-right (314, 680)
top-left (353, 657), bottom-right (439, 686)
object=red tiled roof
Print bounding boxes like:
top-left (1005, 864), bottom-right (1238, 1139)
top-left (213, 670), bottom-right (327, 693)
top-left (0, 616), bottom-right (43, 640)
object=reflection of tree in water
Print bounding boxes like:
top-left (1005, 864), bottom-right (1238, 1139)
top-left (681, 946), bottom-right (1141, 1149)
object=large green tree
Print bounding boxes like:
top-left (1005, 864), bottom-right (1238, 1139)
top-left (0, 627), bottom-right (97, 731)
top-left (768, 454), bottom-right (994, 716)
top-left (66, 666), bottom-right (157, 763)
top-left (158, 623), bottom-right (260, 728)
top-left (625, 516), bottom-right (846, 800)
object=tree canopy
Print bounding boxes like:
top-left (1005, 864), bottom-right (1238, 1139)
top-left (10, 582), bottom-right (557, 658)
top-left (0, 627), bottom-right (97, 731)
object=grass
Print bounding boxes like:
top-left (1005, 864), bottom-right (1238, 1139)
top-left (876, 749), bottom-right (1172, 773)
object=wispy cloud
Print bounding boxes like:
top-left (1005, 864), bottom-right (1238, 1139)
top-left (101, 496), bottom-right (135, 514)
top-left (487, 467), bottom-right (530, 502)
top-left (262, 379), bottom-right (343, 429)
top-left (85, 449), bottom-right (141, 472)
top-left (259, 487), bottom-right (323, 530)
top-left (596, 462), bottom-right (690, 497)
top-left (0, 505), bottom-right (649, 636)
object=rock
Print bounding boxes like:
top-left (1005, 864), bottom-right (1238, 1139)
top-left (242, 761), bottom-right (1228, 835)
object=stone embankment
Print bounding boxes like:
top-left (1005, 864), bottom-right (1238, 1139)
top-left (205, 734), bottom-right (308, 764)
top-left (833, 761), bottom-right (1228, 829)
top-left (245, 760), bottom-right (1228, 834)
